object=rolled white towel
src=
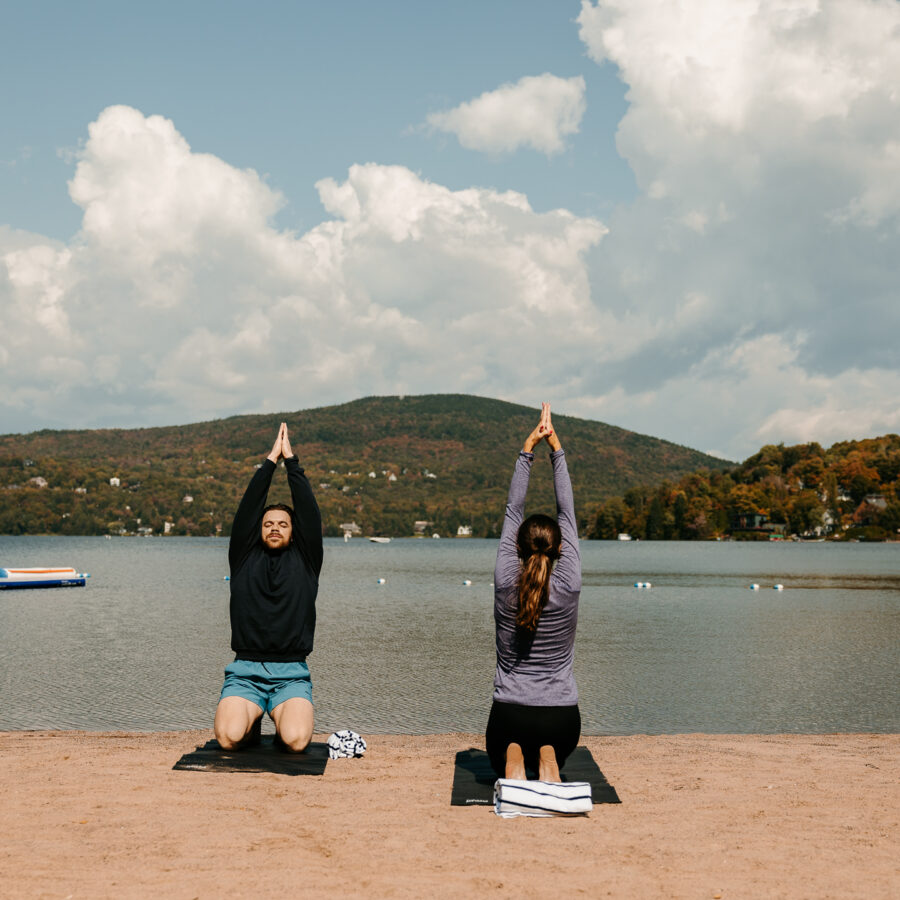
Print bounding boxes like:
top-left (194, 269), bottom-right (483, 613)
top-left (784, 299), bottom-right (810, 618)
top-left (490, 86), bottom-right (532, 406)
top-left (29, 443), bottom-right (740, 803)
top-left (493, 778), bottom-right (592, 818)
top-left (326, 729), bottom-right (367, 759)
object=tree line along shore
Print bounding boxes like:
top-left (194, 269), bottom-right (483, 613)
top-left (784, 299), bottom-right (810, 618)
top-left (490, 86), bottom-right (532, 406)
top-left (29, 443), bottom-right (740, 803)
top-left (0, 395), bottom-right (897, 541)
top-left (592, 434), bottom-right (900, 542)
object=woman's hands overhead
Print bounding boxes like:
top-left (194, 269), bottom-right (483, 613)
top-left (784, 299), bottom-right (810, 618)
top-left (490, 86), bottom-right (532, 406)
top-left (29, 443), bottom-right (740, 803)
top-left (545, 406), bottom-right (561, 452)
top-left (522, 402), bottom-right (560, 453)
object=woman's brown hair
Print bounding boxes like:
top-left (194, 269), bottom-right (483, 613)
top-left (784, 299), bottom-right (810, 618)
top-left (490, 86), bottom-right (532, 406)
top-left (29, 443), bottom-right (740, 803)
top-left (515, 514), bottom-right (562, 632)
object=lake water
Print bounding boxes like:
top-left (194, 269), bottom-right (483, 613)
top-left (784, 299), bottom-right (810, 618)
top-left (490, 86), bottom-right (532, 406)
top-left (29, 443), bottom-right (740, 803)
top-left (0, 536), bottom-right (897, 734)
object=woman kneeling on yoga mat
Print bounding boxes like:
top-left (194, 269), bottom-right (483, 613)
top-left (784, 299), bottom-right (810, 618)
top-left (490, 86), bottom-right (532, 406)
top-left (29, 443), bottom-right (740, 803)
top-left (486, 402), bottom-right (582, 782)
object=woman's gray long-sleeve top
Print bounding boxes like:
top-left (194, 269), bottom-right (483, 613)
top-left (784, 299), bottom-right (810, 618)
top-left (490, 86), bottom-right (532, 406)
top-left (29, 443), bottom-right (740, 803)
top-left (493, 448), bottom-right (582, 706)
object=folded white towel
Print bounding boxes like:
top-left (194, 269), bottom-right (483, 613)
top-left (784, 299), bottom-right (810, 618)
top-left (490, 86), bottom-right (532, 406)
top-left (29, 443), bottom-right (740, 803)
top-left (326, 729), bottom-right (367, 759)
top-left (493, 778), bottom-right (592, 818)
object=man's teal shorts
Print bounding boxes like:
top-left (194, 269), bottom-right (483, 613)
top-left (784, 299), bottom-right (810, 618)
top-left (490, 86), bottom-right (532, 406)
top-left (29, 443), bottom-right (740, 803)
top-left (219, 660), bottom-right (313, 713)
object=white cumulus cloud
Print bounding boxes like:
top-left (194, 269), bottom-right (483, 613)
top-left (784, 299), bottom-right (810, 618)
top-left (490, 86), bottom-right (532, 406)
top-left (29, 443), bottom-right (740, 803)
top-left (427, 73), bottom-right (586, 155)
top-left (0, 106), bottom-right (607, 434)
top-left (3, 1), bottom-right (899, 461)
top-left (567, 0), bottom-right (900, 456)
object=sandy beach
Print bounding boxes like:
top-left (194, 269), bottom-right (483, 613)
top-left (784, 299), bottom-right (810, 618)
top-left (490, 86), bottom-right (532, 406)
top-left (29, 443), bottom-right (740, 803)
top-left (1, 731), bottom-right (896, 899)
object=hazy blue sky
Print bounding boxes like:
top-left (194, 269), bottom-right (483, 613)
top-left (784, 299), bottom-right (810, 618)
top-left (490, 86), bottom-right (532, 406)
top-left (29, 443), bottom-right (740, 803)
top-left (2, 1), bottom-right (633, 237)
top-left (2, 0), bottom-right (898, 459)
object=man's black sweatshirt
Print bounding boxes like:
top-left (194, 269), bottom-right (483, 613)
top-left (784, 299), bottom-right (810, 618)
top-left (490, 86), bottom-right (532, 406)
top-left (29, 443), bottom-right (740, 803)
top-left (228, 457), bottom-right (323, 662)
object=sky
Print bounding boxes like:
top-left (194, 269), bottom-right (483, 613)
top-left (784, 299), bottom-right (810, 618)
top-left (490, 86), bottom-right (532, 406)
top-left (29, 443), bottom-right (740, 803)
top-left (1, 0), bottom-right (898, 460)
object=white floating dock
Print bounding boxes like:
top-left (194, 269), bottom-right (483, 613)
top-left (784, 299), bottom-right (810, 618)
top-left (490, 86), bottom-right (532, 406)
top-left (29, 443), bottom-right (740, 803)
top-left (0, 567), bottom-right (88, 590)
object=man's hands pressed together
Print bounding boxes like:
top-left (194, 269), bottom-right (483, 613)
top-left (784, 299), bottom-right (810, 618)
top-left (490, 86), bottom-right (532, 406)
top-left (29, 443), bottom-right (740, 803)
top-left (262, 423), bottom-right (295, 549)
top-left (267, 422), bottom-right (293, 464)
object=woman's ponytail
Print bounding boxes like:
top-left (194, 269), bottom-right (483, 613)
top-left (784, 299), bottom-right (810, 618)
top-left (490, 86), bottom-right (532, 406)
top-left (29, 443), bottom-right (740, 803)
top-left (515, 514), bottom-right (562, 633)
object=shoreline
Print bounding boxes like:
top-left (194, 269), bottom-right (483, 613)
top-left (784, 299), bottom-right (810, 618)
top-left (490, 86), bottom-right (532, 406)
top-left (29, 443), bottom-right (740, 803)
top-left (2, 730), bottom-right (896, 898)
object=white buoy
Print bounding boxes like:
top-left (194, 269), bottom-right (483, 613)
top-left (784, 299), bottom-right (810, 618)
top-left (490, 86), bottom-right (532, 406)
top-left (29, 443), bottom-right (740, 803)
top-left (376, 577), bottom-right (386, 585)
top-left (645, 582), bottom-right (651, 589)
top-left (773, 583), bottom-right (784, 591)
top-left (462, 579), bottom-right (472, 586)
top-left (750, 583), bottom-right (759, 590)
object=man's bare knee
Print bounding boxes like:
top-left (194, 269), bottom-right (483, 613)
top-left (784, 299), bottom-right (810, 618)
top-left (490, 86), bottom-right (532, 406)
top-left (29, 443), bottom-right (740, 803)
top-left (279, 731), bottom-right (312, 753)
top-left (276, 718), bottom-right (313, 753)
top-left (215, 728), bottom-right (241, 750)
top-left (215, 720), bottom-right (252, 750)
top-left (215, 730), bottom-right (240, 751)
top-left (214, 697), bottom-right (261, 750)
top-left (271, 697), bottom-right (313, 752)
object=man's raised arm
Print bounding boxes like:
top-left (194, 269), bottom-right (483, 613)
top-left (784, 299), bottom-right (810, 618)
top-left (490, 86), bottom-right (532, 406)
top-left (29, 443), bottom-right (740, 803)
top-left (282, 425), bottom-right (324, 576)
top-left (228, 425), bottom-right (284, 571)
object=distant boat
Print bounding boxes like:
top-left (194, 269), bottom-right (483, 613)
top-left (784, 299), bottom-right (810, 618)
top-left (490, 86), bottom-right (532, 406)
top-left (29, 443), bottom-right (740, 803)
top-left (368, 537), bottom-right (391, 544)
top-left (617, 533), bottom-right (632, 542)
top-left (0, 567), bottom-right (88, 590)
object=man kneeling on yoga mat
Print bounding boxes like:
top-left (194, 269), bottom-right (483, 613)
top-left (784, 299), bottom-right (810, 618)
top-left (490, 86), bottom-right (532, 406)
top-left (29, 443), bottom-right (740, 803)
top-left (486, 403), bottom-right (582, 781)
top-left (214, 422), bottom-right (323, 752)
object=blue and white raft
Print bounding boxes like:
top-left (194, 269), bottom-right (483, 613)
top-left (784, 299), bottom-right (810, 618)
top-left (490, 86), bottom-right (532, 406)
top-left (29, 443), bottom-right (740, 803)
top-left (0, 567), bottom-right (89, 590)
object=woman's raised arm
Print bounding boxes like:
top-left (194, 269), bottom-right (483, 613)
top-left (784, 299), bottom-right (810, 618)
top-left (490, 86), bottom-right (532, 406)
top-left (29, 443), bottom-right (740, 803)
top-left (494, 404), bottom-right (550, 588)
top-left (545, 407), bottom-right (581, 591)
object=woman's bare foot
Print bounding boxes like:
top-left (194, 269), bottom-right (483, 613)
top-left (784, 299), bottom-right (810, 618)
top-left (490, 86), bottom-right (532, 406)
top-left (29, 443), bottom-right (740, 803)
top-left (504, 742), bottom-right (527, 780)
top-left (538, 745), bottom-right (560, 782)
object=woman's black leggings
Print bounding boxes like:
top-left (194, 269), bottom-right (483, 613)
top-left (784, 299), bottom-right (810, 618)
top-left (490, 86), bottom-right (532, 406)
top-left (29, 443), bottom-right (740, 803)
top-left (485, 700), bottom-right (581, 777)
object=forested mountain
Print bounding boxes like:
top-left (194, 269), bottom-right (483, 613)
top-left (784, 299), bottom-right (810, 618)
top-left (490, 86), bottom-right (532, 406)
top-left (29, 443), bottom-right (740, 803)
top-left (589, 435), bottom-right (900, 541)
top-left (0, 394), bottom-right (729, 537)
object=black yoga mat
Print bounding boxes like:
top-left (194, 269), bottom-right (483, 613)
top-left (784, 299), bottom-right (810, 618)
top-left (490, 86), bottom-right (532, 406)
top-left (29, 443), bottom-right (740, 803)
top-left (173, 736), bottom-right (329, 775)
top-left (451, 746), bottom-right (621, 806)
